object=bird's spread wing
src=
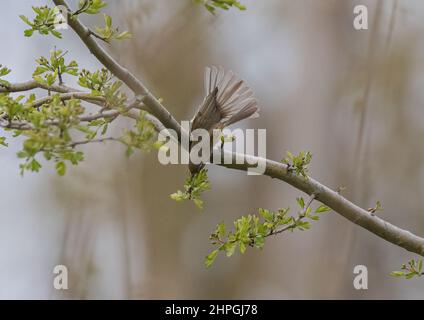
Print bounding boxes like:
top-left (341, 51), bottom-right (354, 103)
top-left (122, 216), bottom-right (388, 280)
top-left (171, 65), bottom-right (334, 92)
top-left (191, 87), bottom-right (220, 132)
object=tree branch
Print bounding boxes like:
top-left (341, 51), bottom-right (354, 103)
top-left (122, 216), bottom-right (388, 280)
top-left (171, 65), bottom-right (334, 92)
top-left (0, 93), bottom-right (143, 130)
top-left (215, 150), bottom-right (424, 256)
top-left (0, 80), bottom-right (78, 94)
top-left (30, 92), bottom-right (105, 109)
top-left (52, 0), bottom-right (182, 139)
top-left (69, 136), bottom-right (119, 148)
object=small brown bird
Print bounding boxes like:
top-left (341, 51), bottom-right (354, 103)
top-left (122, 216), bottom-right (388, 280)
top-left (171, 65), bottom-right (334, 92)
top-left (189, 66), bottom-right (259, 175)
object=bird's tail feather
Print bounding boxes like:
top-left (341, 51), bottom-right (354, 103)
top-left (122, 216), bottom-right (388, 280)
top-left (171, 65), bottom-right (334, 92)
top-left (203, 66), bottom-right (259, 125)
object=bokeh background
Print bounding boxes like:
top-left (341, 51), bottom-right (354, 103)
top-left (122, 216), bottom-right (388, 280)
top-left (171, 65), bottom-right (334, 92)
top-left (0, 0), bottom-right (423, 299)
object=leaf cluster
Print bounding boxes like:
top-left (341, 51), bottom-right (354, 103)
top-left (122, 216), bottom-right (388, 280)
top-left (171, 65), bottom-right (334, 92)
top-left (283, 150), bottom-right (313, 178)
top-left (120, 111), bottom-right (159, 156)
top-left (78, 68), bottom-right (127, 109)
top-left (1, 47), bottom-right (159, 175)
top-left (73, 0), bottom-right (107, 16)
top-left (94, 14), bottom-right (132, 42)
top-left (0, 65), bottom-right (11, 88)
top-left (20, 6), bottom-right (64, 38)
top-left (170, 169), bottom-right (211, 210)
top-left (205, 199), bottom-right (331, 267)
top-left (391, 259), bottom-right (423, 279)
top-left (14, 95), bottom-right (85, 175)
top-left (195, 0), bottom-right (246, 14)
top-left (19, 1), bottom-right (131, 43)
top-left (33, 50), bottom-right (78, 85)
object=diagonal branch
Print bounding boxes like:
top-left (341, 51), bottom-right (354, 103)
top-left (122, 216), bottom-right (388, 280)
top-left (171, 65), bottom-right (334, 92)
top-left (215, 150), bottom-right (424, 256)
top-left (52, 0), bottom-right (182, 139)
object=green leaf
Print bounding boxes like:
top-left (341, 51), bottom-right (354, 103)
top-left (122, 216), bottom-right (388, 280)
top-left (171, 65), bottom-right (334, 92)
top-left (258, 208), bottom-right (273, 222)
top-left (193, 198), bottom-right (204, 210)
top-left (33, 66), bottom-right (49, 76)
top-left (0, 65), bottom-right (11, 77)
top-left (225, 242), bottom-right (237, 257)
top-left (239, 241), bottom-right (247, 254)
top-left (297, 197), bottom-right (305, 209)
top-left (296, 220), bottom-right (311, 231)
top-left (29, 159), bottom-right (42, 172)
top-left (0, 137), bottom-right (8, 147)
top-left (23, 28), bottom-right (34, 36)
top-left (170, 190), bottom-right (189, 202)
top-left (19, 15), bottom-right (33, 26)
top-left (254, 236), bottom-right (265, 249)
top-left (50, 30), bottom-right (62, 39)
top-left (315, 205), bottom-right (331, 213)
top-left (405, 273), bottom-right (415, 279)
top-left (217, 222), bottom-right (226, 238)
top-left (104, 14), bottom-right (112, 28)
top-left (125, 146), bottom-right (134, 157)
top-left (55, 161), bottom-right (66, 176)
top-left (115, 31), bottom-right (132, 40)
top-left (77, 0), bottom-right (107, 15)
top-left (205, 250), bottom-right (219, 268)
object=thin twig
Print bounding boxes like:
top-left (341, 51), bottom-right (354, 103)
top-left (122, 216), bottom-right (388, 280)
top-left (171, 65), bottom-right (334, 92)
top-left (69, 137), bottom-right (119, 148)
top-left (268, 194), bottom-right (316, 237)
top-left (30, 92), bottom-right (105, 109)
top-left (0, 80), bottom-right (79, 94)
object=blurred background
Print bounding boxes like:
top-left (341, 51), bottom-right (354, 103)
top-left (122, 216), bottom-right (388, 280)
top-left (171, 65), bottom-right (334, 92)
top-left (0, 0), bottom-right (423, 299)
